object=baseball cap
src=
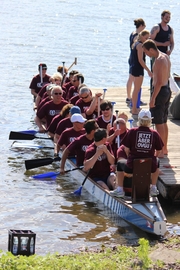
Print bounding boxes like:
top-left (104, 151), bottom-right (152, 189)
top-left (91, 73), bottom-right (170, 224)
top-left (38, 63), bottom-right (47, 70)
top-left (70, 113), bottom-right (86, 123)
top-left (70, 106), bottom-right (81, 115)
top-left (138, 109), bottom-right (152, 119)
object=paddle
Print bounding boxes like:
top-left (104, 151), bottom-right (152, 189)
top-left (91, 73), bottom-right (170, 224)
top-left (9, 131), bottom-right (52, 141)
top-left (31, 166), bottom-right (84, 179)
top-left (19, 130), bottom-right (47, 135)
top-left (102, 88), bottom-right (107, 100)
top-left (11, 141), bottom-right (54, 150)
top-left (73, 169), bottom-right (91, 195)
top-left (20, 130), bottom-right (38, 135)
top-left (25, 156), bottom-right (61, 170)
top-left (110, 102), bottom-right (116, 127)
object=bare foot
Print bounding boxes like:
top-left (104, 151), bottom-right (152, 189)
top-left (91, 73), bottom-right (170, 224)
top-left (131, 108), bottom-right (141, 115)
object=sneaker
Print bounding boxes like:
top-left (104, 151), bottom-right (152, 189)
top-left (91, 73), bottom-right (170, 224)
top-left (140, 100), bottom-right (147, 106)
top-left (150, 186), bottom-right (159, 197)
top-left (109, 188), bottom-right (125, 198)
top-left (126, 98), bottom-right (131, 104)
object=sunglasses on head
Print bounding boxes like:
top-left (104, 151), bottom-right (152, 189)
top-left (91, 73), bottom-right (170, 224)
top-left (54, 92), bottom-right (62, 95)
top-left (101, 107), bottom-right (111, 111)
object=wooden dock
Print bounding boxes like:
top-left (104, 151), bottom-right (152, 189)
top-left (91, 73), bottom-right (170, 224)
top-left (91, 85), bottom-right (180, 203)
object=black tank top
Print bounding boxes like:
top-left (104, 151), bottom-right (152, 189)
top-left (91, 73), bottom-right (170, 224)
top-left (129, 32), bottom-right (138, 49)
top-left (155, 23), bottom-right (172, 53)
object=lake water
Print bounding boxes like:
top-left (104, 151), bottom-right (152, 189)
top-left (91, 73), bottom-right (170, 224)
top-left (0, 0), bottom-right (180, 255)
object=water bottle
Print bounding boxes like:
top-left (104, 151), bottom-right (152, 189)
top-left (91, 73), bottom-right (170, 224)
top-left (21, 237), bottom-right (28, 251)
top-left (13, 236), bottom-right (18, 255)
top-left (30, 237), bottom-right (34, 254)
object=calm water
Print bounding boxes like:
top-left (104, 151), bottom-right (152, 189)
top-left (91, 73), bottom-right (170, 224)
top-left (0, 0), bottom-right (180, 255)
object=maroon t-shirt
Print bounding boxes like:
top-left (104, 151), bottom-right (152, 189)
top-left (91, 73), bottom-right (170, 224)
top-left (38, 95), bottom-right (50, 111)
top-left (84, 142), bottom-right (113, 179)
top-left (62, 81), bottom-right (73, 100)
top-left (109, 128), bottom-right (128, 159)
top-left (96, 115), bottom-right (116, 129)
top-left (47, 114), bottom-right (63, 134)
top-left (36, 99), bottom-right (68, 127)
top-left (29, 74), bottom-right (51, 94)
top-left (57, 127), bottom-right (86, 155)
top-left (69, 94), bottom-right (80, 105)
top-left (75, 99), bottom-right (92, 114)
top-left (67, 134), bottom-right (94, 166)
top-left (67, 86), bottom-right (78, 100)
top-left (117, 145), bottom-right (127, 160)
top-left (38, 83), bottom-right (50, 98)
top-left (122, 126), bottom-right (164, 169)
top-left (55, 117), bottom-right (72, 135)
top-left (84, 108), bottom-right (99, 120)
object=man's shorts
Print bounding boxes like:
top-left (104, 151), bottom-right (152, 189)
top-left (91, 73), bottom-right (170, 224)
top-left (117, 158), bottom-right (160, 174)
top-left (151, 85), bottom-right (171, 124)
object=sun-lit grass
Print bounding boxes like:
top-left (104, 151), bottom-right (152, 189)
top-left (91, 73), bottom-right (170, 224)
top-left (0, 238), bottom-right (180, 269)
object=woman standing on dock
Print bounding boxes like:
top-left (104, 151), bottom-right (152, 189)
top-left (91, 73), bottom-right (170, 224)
top-left (126, 18), bottom-right (146, 105)
top-left (130, 29), bottom-right (153, 115)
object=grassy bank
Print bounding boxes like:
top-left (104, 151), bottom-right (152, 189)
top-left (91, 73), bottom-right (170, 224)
top-left (1, 237), bottom-right (180, 270)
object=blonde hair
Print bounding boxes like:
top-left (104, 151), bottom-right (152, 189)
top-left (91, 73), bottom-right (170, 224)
top-left (133, 29), bottom-right (150, 47)
top-left (138, 118), bottom-right (151, 127)
top-left (51, 72), bottom-right (63, 81)
top-left (118, 112), bottom-right (128, 122)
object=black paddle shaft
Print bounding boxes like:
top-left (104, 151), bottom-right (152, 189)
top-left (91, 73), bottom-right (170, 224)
top-left (25, 157), bottom-right (61, 170)
top-left (9, 131), bottom-right (53, 140)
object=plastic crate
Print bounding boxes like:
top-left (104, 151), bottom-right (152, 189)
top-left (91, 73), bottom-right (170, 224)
top-left (8, 229), bottom-right (36, 256)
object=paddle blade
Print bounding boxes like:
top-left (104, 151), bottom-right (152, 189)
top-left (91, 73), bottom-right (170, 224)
top-left (73, 186), bottom-right (82, 195)
top-left (25, 157), bottom-right (61, 170)
top-left (31, 172), bottom-right (60, 179)
top-left (9, 131), bottom-right (35, 140)
top-left (11, 142), bottom-right (54, 150)
top-left (20, 130), bottom-right (38, 135)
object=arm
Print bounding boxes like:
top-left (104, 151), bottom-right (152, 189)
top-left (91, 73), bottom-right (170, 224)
top-left (35, 95), bottom-right (41, 108)
top-left (60, 147), bottom-right (70, 173)
top-left (124, 146), bottom-right (130, 157)
top-left (31, 89), bottom-right (38, 97)
top-left (107, 129), bottom-right (121, 144)
top-left (84, 150), bottom-right (102, 171)
top-left (150, 25), bottom-right (170, 47)
top-left (34, 115), bottom-right (46, 133)
top-left (86, 93), bottom-right (102, 115)
top-left (137, 44), bottom-right (152, 77)
top-left (167, 28), bottom-right (174, 56)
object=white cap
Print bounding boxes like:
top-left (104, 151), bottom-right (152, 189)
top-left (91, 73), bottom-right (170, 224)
top-left (70, 113), bottom-right (87, 123)
top-left (138, 109), bottom-right (152, 119)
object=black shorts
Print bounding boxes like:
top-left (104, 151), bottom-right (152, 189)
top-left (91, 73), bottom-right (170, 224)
top-left (117, 158), bottom-right (160, 174)
top-left (151, 85), bottom-right (171, 124)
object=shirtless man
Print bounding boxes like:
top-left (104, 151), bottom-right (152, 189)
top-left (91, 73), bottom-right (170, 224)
top-left (150, 10), bottom-right (174, 56)
top-left (142, 39), bottom-right (171, 156)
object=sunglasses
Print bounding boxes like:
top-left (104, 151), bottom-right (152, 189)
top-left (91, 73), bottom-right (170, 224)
top-left (101, 107), bottom-right (111, 111)
top-left (81, 95), bottom-right (89, 99)
top-left (54, 92), bottom-right (62, 95)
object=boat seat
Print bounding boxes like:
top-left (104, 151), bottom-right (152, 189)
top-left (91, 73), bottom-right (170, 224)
top-left (131, 158), bottom-right (152, 203)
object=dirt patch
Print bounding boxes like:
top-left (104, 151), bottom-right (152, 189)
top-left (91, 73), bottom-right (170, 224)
top-left (149, 233), bottom-right (180, 269)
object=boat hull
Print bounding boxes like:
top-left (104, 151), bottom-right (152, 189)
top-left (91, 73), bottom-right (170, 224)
top-left (63, 155), bottom-right (167, 236)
